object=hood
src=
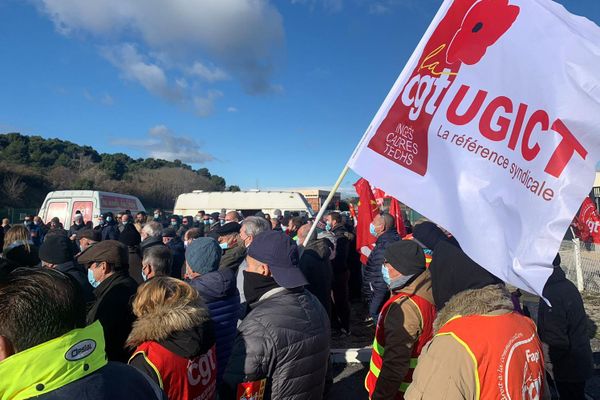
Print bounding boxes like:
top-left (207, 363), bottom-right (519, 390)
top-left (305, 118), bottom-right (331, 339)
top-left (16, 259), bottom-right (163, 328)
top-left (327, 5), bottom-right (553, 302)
top-left (433, 284), bottom-right (513, 333)
top-left (127, 300), bottom-right (210, 349)
top-left (303, 238), bottom-right (331, 261)
top-left (545, 266), bottom-right (566, 286)
top-left (412, 222), bottom-right (450, 250)
top-left (190, 268), bottom-right (238, 299)
top-left (3, 244), bottom-right (40, 268)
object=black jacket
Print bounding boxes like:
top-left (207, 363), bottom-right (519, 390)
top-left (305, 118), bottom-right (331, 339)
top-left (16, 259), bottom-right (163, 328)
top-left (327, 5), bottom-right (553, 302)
top-left (365, 229), bottom-right (400, 289)
top-left (299, 238), bottom-right (333, 317)
top-left (221, 288), bottom-right (330, 400)
top-left (36, 362), bottom-right (167, 399)
top-left (538, 267), bottom-right (593, 382)
top-left (55, 260), bottom-right (95, 306)
top-left (101, 223), bottom-right (120, 241)
top-left (140, 236), bottom-right (164, 256)
top-left (330, 224), bottom-right (350, 274)
top-left (166, 237), bottom-right (185, 280)
top-left (68, 222), bottom-right (86, 238)
top-left (87, 271), bottom-right (138, 362)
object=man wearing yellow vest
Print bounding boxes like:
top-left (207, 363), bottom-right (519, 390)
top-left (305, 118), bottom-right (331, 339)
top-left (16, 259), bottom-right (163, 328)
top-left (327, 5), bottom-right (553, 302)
top-left (405, 241), bottom-right (549, 400)
top-left (0, 267), bottom-right (166, 400)
top-left (365, 240), bottom-right (436, 400)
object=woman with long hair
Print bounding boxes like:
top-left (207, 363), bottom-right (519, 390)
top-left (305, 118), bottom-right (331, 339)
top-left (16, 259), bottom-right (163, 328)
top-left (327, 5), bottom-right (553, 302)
top-left (128, 277), bottom-right (217, 400)
top-left (2, 225), bottom-right (40, 267)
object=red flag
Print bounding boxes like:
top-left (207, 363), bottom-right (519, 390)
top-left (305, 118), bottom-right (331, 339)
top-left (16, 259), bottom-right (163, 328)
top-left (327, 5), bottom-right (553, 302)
top-left (354, 178), bottom-right (379, 264)
top-left (576, 197), bottom-right (600, 243)
top-left (389, 197), bottom-right (407, 238)
top-left (372, 188), bottom-right (387, 207)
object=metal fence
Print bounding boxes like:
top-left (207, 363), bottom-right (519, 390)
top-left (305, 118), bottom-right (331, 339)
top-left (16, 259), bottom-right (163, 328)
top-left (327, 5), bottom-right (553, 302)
top-left (559, 239), bottom-right (600, 292)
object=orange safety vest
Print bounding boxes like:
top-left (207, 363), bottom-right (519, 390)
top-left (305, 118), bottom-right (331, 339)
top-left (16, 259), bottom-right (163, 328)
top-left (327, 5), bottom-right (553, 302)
top-left (437, 312), bottom-right (545, 400)
top-left (365, 292), bottom-right (436, 399)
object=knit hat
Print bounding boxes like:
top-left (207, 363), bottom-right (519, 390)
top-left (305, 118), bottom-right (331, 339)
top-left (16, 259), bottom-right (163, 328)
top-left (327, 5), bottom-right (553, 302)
top-left (384, 241), bottom-right (426, 276)
top-left (247, 230), bottom-right (308, 289)
top-left (185, 237), bottom-right (221, 275)
top-left (39, 234), bottom-right (74, 264)
top-left (429, 241), bottom-right (502, 310)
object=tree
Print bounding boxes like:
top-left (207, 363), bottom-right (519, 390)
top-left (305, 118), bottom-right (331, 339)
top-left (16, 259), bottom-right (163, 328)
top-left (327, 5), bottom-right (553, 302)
top-left (228, 185), bottom-right (241, 192)
top-left (210, 175), bottom-right (226, 190)
top-left (2, 175), bottom-right (27, 205)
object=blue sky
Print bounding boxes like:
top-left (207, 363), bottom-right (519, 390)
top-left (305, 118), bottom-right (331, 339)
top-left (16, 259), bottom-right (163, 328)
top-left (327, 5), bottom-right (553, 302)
top-left (1, 0), bottom-right (599, 191)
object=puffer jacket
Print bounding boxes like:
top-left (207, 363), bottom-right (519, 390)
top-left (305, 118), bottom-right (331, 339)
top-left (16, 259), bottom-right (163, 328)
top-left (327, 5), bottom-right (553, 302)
top-left (365, 229), bottom-right (400, 289)
top-left (538, 266), bottom-right (593, 382)
top-left (189, 267), bottom-right (240, 384)
top-left (221, 287), bottom-right (331, 400)
top-left (298, 238), bottom-right (332, 317)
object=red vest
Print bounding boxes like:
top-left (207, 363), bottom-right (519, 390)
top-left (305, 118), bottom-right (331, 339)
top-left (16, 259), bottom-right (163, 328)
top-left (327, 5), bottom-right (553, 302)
top-left (365, 292), bottom-right (436, 399)
top-left (133, 341), bottom-right (217, 400)
top-left (437, 312), bottom-right (545, 400)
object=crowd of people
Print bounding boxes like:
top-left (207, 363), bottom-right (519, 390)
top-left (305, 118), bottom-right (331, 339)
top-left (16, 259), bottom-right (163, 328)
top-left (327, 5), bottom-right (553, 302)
top-left (0, 206), bottom-right (594, 399)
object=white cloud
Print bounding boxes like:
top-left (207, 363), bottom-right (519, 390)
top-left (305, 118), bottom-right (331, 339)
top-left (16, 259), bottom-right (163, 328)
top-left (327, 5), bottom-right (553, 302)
top-left (112, 125), bottom-right (214, 164)
top-left (189, 62), bottom-right (229, 82)
top-left (227, 106), bottom-right (238, 113)
top-left (37, 0), bottom-right (285, 95)
top-left (193, 90), bottom-right (223, 117)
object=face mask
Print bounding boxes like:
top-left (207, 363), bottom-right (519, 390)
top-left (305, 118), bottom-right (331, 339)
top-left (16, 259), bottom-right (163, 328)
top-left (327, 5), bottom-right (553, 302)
top-left (106, 216), bottom-right (112, 222)
top-left (209, 219), bottom-right (215, 224)
top-left (381, 264), bottom-right (391, 286)
top-left (122, 220), bottom-right (128, 225)
top-left (184, 240), bottom-right (189, 248)
top-left (35, 221), bottom-right (41, 226)
top-left (369, 223), bottom-right (377, 237)
top-left (154, 213), bottom-right (160, 219)
top-left (204, 220), bottom-right (210, 225)
top-left (195, 216), bottom-right (201, 221)
top-left (389, 274), bottom-right (415, 291)
top-left (141, 271), bottom-right (148, 281)
top-left (171, 221), bottom-right (178, 226)
top-left (243, 270), bottom-right (278, 306)
top-left (87, 268), bottom-right (100, 288)
top-left (325, 222), bottom-right (332, 231)
top-left (220, 220), bottom-right (225, 226)
top-left (220, 242), bottom-right (229, 250)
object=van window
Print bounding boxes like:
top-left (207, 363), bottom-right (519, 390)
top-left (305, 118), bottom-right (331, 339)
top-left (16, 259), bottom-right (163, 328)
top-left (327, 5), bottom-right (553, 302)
top-left (72, 201), bottom-right (93, 224)
top-left (46, 202), bottom-right (68, 225)
top-left (100, 194), bottom-right (138, 211)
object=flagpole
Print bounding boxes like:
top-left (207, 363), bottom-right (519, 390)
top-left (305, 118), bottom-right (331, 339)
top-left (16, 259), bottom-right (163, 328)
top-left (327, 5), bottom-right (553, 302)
top-left (303, 165), bottom-right (350, 247)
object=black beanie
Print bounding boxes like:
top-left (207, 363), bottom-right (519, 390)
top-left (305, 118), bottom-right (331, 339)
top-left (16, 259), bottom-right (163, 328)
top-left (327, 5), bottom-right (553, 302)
top-left (429, 241), bottom-right (502, 310)
top-left (39, 235), bottom-right (73, 265)
top-left (384, 240), bottom-right (426, 276)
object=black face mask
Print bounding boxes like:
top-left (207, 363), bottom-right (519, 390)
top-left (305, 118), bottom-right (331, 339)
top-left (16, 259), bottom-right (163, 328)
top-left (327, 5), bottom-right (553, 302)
top-left (243, 270), bottom-right (279, 306)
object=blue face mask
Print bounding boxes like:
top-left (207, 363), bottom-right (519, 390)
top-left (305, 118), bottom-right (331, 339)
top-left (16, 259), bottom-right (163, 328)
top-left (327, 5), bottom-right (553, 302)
top-left (219, 242), bottom-right (229, 250)
top-left (220, 220), bottom-right (225, 226)
top-left (381, 264), bottom-right (391, 286)
top-left (87, 268), bottom-right (100, 288)
top-left (171, 221), bottom-right (178, 226)
top-left (370, 223), bottom-right (377, 237)
top-left (325, 222), bottom-right (332, 231)
top-left (106, 216), bottom-right (112, 223)
top-left (141, 271), bottom-right (148, 282)
top-left (204, 220), bottom-right (210, 225)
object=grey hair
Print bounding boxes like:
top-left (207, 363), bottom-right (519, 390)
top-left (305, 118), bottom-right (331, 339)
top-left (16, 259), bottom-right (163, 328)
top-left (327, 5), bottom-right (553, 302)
top-left (142, 221), bottom-right (163, 238)
top-left (381, 212), bottom-right (395, 230)
top-left (142, 246), bottom-right (172, 276)
top-left (242, 216), bottom-right (271, 237)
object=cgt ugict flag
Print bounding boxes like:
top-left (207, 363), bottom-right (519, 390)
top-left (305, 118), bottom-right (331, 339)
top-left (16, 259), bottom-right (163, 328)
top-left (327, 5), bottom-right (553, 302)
top-left (348, 0), bottom-right (600, 297)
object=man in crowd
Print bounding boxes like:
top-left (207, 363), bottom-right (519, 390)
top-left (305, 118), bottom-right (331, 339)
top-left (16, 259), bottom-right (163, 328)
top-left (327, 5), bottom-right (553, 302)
top-left (77, 229), bottom-right (101, 253)
top-left (141, 245), bottom-right (173, 281)
top-left (287, 216), bottom-right (304, 241)
top-left (405, 241), bottom-right (547, 399)
top-left (365, 241), bottom-right (435, 400)
top-left (0, 268), bottom-right (166, 399)
top-left (225, 211), bottom-right (241, 224)
top-left (1, 218), bottom-right (10, 234)
top-left (96, 213), bottom-right (119, 241)
top-left (78, 240), bottom-right (138, 362)
top-left (162, 227), bottom-right (185, 279)
top-left (326, 211), bottom-right (351, 335)
top-left (39, 233), bottom-right (95, 305)
top-left (140, 221), bottom-right (164, 256)
top-left (24, 214), bottom-right (44, 247)
top-left (177, 216), bottom-right (194, 238)
top-left (235, 216), bottom-right (272, 306)
top-left (169, 215), bottom-right (180, 231)
top-left (214, 222), bottom-right (246, 271)
top-left (297, 223), bottom-right (333, 317)
top-left (134, 211), bottom-right (146, 233)
top-left (33, 215), bottom-right (48, 236)
top-left (365, 213), bottom-right (400, 323)
top-left (538, 254), bottom-right (593, 399)
top-left (153, 209), bottom-right (167, 227)
top-left (69, 212), bottom-right (87, 240)
top-left (222, 231), bottom-right (330, 399)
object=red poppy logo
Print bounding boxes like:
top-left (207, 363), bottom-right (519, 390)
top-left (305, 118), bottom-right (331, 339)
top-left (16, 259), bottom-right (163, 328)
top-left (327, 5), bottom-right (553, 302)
top-left (447, 0), bottom-right (520, 65)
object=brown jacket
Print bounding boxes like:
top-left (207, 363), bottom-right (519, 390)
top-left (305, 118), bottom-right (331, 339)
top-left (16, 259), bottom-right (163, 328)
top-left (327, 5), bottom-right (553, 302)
top-left (405, 284), bottom-right (550, 400)
top-left (373, 270), bottom-right (434, 400)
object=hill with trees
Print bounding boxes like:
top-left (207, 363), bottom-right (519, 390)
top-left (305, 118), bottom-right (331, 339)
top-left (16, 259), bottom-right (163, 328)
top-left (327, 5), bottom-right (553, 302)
top-left (0, 133), bottom-right (239, 209)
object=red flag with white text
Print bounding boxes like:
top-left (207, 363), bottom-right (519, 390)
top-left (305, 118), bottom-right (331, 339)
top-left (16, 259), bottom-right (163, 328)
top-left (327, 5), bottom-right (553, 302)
top-left (576, 197), bottom-right (600, 244)
top-left (354, 178), bottom-right (379, 264)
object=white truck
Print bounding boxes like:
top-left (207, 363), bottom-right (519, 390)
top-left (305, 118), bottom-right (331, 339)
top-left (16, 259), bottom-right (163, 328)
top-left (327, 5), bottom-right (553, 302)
top-left (173, 190), bottom-right (314, 218)
top-left (38, 190), bottom-right (146, 229)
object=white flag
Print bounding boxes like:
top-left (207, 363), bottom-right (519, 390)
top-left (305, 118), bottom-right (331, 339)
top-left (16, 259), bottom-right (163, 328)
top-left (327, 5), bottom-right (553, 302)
top-left (348, 0), bottom-right (600, 296)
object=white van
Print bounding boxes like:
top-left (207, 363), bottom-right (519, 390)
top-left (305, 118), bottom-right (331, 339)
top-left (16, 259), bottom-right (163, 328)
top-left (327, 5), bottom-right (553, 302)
top-left (38, 190), bottom-right (146, 229)
top-left (173, 191), bottom-right (314, 218)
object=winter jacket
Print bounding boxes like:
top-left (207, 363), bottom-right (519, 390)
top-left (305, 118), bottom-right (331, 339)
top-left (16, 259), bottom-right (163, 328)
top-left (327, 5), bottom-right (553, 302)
top-left (140, 236), bottom-right (165, 256)
top-left (55, 260), bottom-right (95, 306)
top-left (128, 295), bottom-right (217, 400)
top-left (221, 287), bottom-right (331, 400)
top-left (370, 270), bottom-right (434, 400)
top-left (189, 267), bottom-right (240, 384)
top-left (27, 224), bottom-right (44, 247)
top-left (101, 222), bottom-right (120, 241)
top-left (0, 321), bottom-right (166, 400)
top-left (167, 237), bottom-right (185, 280)
top-left (68, 222), bottom-right (86, 238)
top-left (87, 270), bottom-right (138, 362)
top-left (538, 266), bottom-right (593, 382)
top-left (127, 245), bottom-right (144, 284)
top-left (219, 243), bottom-right (246, 272)
top-left (405, 285), bottom-right (550, 400)
top-left (330, 224), bottom-right (350, 274)
top-left (366, 229), bottom-right (400, 289)
top-left (298, 238), bottom-right (333, 317)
